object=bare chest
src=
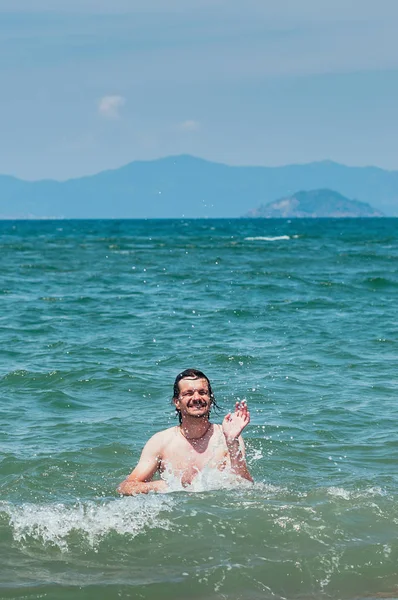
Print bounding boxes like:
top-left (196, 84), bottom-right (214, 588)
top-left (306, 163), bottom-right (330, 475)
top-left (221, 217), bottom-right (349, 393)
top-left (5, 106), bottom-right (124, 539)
top-left (160, 426), bottom-right (228, 484)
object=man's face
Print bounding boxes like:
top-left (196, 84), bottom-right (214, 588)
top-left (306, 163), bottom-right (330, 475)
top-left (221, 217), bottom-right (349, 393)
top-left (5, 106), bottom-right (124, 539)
top-left (174, 377), bottom-right (211, 419)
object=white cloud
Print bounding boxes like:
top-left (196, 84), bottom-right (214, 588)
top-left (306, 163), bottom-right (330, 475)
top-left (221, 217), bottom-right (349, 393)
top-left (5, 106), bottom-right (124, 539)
top-left (98, 95), bottom-right (126, 119)
top-left (178, 120), bottom-right (200, 132)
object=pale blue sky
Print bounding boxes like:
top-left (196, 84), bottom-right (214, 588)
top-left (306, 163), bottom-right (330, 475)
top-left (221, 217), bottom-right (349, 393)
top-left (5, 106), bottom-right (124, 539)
top-left (1, 0), bottom-right (398, 180)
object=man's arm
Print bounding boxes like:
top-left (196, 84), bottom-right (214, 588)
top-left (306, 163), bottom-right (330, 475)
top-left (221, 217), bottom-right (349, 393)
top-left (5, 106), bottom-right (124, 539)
top-left (222, 401), bottom-right (253, 482)
top-left (117, 432), bottom-right (168, 495)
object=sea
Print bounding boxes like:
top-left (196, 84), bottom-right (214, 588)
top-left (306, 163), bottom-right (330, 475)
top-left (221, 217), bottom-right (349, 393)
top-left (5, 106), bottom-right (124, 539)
top-left (1, 217), bottom-right (397, 600)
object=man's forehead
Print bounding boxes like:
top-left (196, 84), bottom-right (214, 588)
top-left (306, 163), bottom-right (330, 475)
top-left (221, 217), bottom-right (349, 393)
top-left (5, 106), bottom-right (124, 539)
top-left (178, 377), bottom-right (208, 388)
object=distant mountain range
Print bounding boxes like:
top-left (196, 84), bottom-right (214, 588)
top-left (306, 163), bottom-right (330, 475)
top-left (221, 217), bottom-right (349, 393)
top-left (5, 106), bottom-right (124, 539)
top-left (245, 189), bottom-right (383, 218)
top-left (0, 155), bottom-right (397, 218)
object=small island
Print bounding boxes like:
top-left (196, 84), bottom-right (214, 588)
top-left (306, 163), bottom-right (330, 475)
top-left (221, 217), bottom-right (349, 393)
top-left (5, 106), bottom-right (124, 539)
top-left (244, 189), bottom-right (384, 218)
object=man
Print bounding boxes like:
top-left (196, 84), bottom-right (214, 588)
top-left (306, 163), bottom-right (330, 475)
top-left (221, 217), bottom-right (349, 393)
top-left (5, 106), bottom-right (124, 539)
top-left (117, 368), bottom-right (253, 495)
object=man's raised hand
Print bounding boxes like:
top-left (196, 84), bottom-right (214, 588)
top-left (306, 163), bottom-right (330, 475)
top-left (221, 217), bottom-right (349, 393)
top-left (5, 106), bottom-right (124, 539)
top-left (222, 400), bottom-right (250, 442)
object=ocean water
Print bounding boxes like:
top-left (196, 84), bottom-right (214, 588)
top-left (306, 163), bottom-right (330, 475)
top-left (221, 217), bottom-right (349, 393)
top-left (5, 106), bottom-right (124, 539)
top-left (1, 218), bottom-right (398, 600)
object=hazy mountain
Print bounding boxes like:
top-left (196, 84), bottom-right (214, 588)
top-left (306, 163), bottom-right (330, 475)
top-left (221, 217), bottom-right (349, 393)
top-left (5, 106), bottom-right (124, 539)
top-left (0, 155), bottom-right (397, 218)
top-left (245, 189), bottom-right (383, 218)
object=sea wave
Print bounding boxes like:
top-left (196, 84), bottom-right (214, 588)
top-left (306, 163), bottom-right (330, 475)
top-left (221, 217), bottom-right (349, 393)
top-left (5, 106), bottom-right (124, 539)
top-left (0, 495), bottom-right (175, 550)
top-left (244, 235), bottom-right (293, 241)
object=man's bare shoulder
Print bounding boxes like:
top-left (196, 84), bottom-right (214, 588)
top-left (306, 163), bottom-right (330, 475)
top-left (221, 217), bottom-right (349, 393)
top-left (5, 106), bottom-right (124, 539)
top-left (136, 427), bottom-right (178, 464)
top-left (145, 426), bottom-right (177, 449)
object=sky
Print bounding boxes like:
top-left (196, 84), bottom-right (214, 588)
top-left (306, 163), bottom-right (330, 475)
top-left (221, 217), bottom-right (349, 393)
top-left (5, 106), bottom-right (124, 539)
top-left (1, 0), bottom-right (398, 180)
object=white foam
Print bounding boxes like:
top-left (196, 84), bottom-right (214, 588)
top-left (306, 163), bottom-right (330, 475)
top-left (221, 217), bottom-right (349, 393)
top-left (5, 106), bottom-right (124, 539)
top-left (1, 495), bottom-right (175, 551)
top-left (326, 486), bottom-right (386, 500)
top-left (1, 470), bottom-right (255, 551)
top-left (244, 235), bottom-right (291, 241)
top-left (326, 487), bottom-right (351, 500)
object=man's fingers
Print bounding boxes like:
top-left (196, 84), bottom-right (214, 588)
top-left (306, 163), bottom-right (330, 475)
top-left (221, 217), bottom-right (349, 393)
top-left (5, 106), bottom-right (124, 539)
top-left (235, 400), bottom-right (248, 416)
top-left (228, 401), bottom-right (250, 424)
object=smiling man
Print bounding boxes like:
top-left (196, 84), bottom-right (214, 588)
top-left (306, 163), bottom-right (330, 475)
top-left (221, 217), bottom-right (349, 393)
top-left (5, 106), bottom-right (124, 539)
top-left (117, 368), bottom-right (253, 495)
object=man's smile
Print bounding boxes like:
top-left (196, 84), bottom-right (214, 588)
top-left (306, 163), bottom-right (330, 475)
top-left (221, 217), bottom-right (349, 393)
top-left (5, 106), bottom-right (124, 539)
top-left (187, 401), bottom-right (208, 408)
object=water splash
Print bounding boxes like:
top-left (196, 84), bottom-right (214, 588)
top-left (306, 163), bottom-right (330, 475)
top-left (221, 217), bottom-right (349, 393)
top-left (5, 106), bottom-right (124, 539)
top-left (162, 465), bottom-right (254, 494)
top-left (1, 495), bottom-right (175, 550)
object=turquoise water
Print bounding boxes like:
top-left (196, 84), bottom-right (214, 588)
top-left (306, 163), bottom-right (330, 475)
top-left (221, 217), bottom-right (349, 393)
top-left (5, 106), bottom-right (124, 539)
top-left (1, 218), bottom-right (398, 600)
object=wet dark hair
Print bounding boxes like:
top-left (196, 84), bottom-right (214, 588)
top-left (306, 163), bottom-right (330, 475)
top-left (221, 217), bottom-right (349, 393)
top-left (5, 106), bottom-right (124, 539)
top-left (172, 368), bottom-right (220, 424)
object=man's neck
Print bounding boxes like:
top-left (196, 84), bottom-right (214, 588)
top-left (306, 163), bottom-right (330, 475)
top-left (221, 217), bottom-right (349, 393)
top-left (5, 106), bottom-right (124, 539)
top-left (180, 416), bottom-right (211, 440)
